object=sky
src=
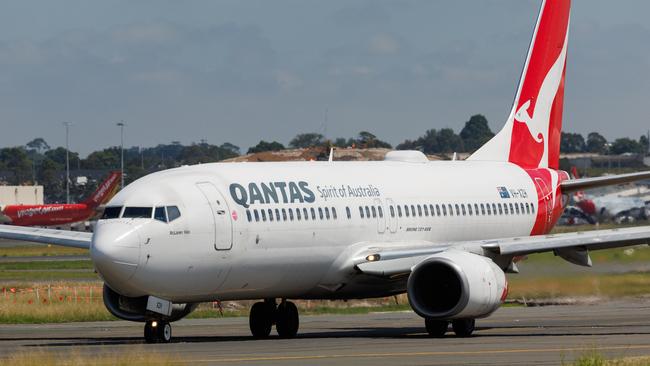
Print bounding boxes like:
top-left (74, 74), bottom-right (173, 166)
top-left (1, 0), bottom-right (649, 156)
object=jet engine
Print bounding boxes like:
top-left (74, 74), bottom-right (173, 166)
top-left (103, 285), bottom-right (197, 322)
top-left (407, 250), bottom-right (507, 320)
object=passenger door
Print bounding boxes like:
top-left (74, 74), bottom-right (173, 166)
top-left (196, 182), bottom-right (233, 250)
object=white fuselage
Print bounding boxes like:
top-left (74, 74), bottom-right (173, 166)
top-left (91, 159), bottom-right (541, 303)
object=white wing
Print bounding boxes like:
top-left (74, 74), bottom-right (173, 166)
top-left (0, 225), bottom-right (92, 249)
top-left (356, 226), bottom-right (650, 277)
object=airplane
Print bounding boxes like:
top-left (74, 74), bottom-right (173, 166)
top-left (0, 171), bottom-right (121, 227)
top-left (2, 0), bottom-right (650, 344)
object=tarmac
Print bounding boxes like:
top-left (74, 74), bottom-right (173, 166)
top-left (2, 299), bottom-right (650, 365)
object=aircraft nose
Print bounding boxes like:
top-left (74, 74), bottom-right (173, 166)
top-left (91, 221), bottom-right (142, 285)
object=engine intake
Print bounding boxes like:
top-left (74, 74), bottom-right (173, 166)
top-left (407, 251), bottom-right (507, 320)
top-left (103, 284), bottom-right (196, 322)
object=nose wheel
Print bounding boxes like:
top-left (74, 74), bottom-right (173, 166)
top-left (249, 299), bottom-right (300, 339)
top-left (144, 320), bottom-right (172, 343)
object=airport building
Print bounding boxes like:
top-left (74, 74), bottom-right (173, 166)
top-left (0, 186), bottom-right (44, 205)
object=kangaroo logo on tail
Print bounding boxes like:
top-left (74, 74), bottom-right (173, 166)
top-left (468, 0), bottom-right (571, 170)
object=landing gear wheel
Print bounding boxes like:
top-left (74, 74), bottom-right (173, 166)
top-left (452, 318), bottom-right (475, 337)
top-left (425, 319), bottom-right (448, 338)
top-left (249, 301), bottom-right (275, 338)
top-left (144, 320), bottom-right (172, 343)
top-left (276, 301), bottom-right (299, 338)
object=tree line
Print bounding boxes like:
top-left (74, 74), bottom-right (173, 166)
top-left (1, 114), bottom-right (647, 202)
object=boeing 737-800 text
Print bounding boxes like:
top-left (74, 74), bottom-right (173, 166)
top-left (2, 0), bottom-right (650, 343)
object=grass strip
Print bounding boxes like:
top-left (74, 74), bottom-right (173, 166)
top-left (0, 245), bottom-right (88, 258)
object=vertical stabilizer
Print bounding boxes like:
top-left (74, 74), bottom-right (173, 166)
top-left (468, 0), bottom-right (570, 169)
top-left (83, 171), bottom-right (122, 208)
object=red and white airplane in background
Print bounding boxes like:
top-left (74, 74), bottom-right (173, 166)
top-left (0, 171), bottom-right (121, 227)
top-left (2, 0), bottom-right (650, 343)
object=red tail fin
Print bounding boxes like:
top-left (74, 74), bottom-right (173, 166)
top-left (469, 0), bottom-right (571, 169)
top-left (83, 171), bottom-right (121, 208)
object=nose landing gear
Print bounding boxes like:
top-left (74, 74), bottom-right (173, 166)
top-left (144, 320), bottom-right (172, 343)
top-left (249, 298), bottom-right (300, 339)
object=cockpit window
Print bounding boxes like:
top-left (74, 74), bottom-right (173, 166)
top-left (101, 206), bottom-right (122, 219)
top-left (122, 207), bottom-right (153, 219)
top-left (154, 207), bottom-right (167, 222)
top-left (167, 206), bottom-right (181, 222)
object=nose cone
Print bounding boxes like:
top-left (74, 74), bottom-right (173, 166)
top-left (91, 221), bottom-right (142, 286)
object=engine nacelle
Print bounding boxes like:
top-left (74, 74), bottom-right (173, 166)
top-left (407, 250), bottom-right (507, 320)
top-left (103, 285), bottom-right (197, 322)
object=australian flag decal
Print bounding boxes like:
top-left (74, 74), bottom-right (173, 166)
top-left (497, 187), bottom-right (511, 199)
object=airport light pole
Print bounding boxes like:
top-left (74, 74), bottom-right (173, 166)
top-left (63, 122), bottom-right (72, 204)
top-left (117, 121), bottom-right (125, 189)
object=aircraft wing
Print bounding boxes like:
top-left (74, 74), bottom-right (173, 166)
top-left (0, 225), bottom-right (92, 249)
top-left (356, 226), bottom-right (650, 277)
top-left (561, 171), bottom-right (650, 194)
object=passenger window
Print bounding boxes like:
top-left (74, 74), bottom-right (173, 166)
top-left (365, 206), bottom-right (371, 218)
top-left (377, 206), bottom-right (383, 218)
top-left (324, 207), bottom-right (330, 220)
top-left (154, 207), bottom-right (167, 222)
top-left (311, 207), bottom-right (316, 220)
top-left (359, 206), bottom-right (365, 218)
top-left (448, 204), bottom-right (454, 216)
top-left (531, 203), bottom-right (535, 214)
top-left (346, 207), bottom-right (351, 219)
top-left (411, 205), bottom-right (416, 217)
top-left (254, 209), bottom-right (260, 222)
top-left (492, 203), bottom-right (497, 215)
top-left (268, 209), bottom-right (274, 221)
top-left (461, 204), bottom-right (466, 216)
top-left (515, 203), bottom-right (520, 215)
top-left (467, 204), bottom-right (472, 216)
top-left (123, 207), bottom-right (153, 219)
top-left (455, 204), bottom-right (460, 216)
top-left (246, 210), bottom-right (252, 222)
top-left (509, 203), bottom-right (514, 215)
top-left (289, 209), bottom-right (294, 221)
top-left (275, 209), bottom-right (281, 221)
top-left (332, 207), bottom-right (337, 220)
top-left (442, 205), bottom-right (447, 216)
top-left (398, 205), bottom-right (403, 217)
top-left (390, 206), bottom-right (395, 218)
top-left (481, 203), bottom-right (486, 215)
top-left (501, 204), bottom-right (506, 215)
top-left (474, 204), bottom-right (479, 216)
top-left (303, 208), bottom-right (309, 220)
top-left (261, 209), bottom-right (267, 221)
top-left (318, 207), bottom-right (324, 220)
top-left (435, 204), bottom-right (441, 216)
top-left (296, 208), bottom-right (302, 221)
top-left (102, 206), bottom-right (122, 219)
top-left (417, 205), bottom-right (422, 217)
top-left (282, 209), bottom-right (287, 221)
top-left (404, 205), bottom-right (409, 217)
top-left (525, 203), bottom-right (530, 214)
top-left (423, 205), bottom-right (429, 217)
top-left (371, 206), bottom-right (377, 218)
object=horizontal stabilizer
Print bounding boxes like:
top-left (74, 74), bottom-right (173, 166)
top-left (561, 171), bottom-right (650, 193)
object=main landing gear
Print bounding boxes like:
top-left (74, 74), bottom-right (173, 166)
top-left (249, 299), bottom-right (299, 339)
top-left (144, 319), bottom-right (172, 343)
top-left (425, 318), bottom-right (475, 338)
